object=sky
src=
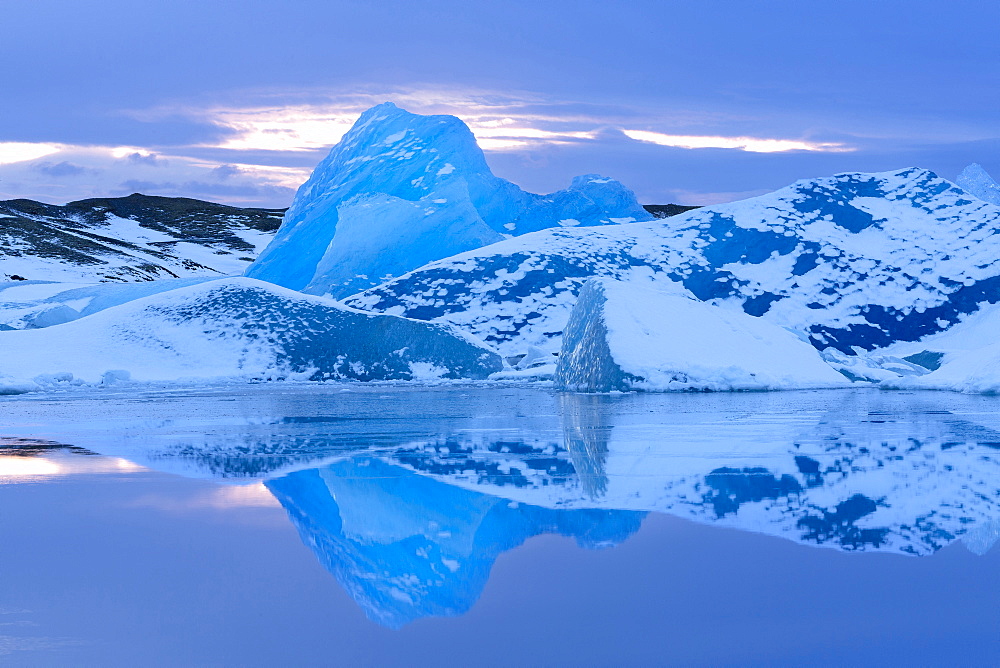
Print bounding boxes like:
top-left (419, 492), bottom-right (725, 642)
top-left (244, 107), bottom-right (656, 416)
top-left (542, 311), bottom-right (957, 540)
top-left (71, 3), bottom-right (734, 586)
top-left (1, 0), bottom-right (998, 208)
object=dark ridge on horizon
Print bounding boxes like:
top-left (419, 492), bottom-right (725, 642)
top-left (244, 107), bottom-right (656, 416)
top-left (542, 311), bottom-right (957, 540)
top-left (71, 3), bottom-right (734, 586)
top-left (0, 192), bottom-right (285, 222)
top-left (1, 193), bottom-right (700, 222)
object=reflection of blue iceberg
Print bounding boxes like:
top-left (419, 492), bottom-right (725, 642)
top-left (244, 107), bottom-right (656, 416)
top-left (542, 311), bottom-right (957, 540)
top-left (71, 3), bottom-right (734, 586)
top-left (266, 457), bottom-right (644, 628)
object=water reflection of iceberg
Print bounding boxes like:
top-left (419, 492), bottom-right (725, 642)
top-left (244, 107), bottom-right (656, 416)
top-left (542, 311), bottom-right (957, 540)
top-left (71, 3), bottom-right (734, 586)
top-left (266, 458), bottom-right (643, 628)
top-left (10, 387), bottom-right (1000, 626)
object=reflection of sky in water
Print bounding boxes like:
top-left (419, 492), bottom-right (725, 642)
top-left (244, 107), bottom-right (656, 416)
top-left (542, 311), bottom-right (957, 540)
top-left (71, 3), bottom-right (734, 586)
top-left (3, 386), bottom-right (1000, 662)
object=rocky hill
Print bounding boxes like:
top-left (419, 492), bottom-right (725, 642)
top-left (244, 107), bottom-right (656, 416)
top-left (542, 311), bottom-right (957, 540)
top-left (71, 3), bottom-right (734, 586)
top-left (0, 193), bottom-right (283, 282)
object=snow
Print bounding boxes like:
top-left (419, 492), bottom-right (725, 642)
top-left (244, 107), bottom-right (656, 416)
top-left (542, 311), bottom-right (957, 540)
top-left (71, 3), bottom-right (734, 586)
top-left (245, 102), bottom-right (652, 298)
top-left (0, 277), bottom-right (501, 392)
top-left (0, 281), bottom-right (85, 302)
top-left (555, 278), bottom-right (848, 391)
top-left (894, 343), bottom-right (1000, 393)
top-left (956, 163), bottom-right (1000, 206)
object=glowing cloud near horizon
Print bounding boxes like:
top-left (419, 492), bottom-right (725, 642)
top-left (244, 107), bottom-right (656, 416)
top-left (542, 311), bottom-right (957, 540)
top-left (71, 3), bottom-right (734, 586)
top-left (202, 104), bottom-right (600, 153)
top-left (622, 129), bottom-right (853, 153)
top-left (0, 142), bottom-right (63, 165)
top-left (209, 107), bottom-right (359, 152)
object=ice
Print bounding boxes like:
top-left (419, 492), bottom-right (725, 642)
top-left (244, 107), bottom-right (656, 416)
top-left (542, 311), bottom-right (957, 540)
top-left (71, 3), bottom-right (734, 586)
top-left (348, 168), bottom-right (1000, 365)
top-left (246, 102), bottom-right (652, 297)
top-left (303, 185), bottom-right (503, 298)
top-left (554, 279), bottom-right (848, 391)
top-left (0, 277), bottom-right (217, 329)
top-left (963, 519), bottom-right (1000, 555)
top-left (956, 163), bottom-right (1000, 206)
top-left (0, 277), bottom-right (501, 392)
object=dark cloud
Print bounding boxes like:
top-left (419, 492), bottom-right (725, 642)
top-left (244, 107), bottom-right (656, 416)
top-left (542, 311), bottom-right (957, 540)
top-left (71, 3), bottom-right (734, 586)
top-left (33, 161), bottom-right (90, 177)
top-left (212, 164), bottom-right (244, 180)
top-left (125, 152), bottom-right (166, 166)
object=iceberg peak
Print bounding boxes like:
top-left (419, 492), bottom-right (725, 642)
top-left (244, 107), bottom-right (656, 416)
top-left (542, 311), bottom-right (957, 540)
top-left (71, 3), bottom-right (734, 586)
top-left (246, 103), bottom-right (652, 297)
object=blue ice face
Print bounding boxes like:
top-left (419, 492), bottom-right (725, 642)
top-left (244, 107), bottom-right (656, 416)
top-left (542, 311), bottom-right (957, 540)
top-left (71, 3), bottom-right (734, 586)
top-left (957, 163), bottom-right (1000, 206)
top-left (245, 102), bottom-right (652, 298)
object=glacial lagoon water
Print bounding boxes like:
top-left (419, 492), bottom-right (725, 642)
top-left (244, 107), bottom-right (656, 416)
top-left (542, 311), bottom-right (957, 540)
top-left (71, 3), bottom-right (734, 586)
top-left (2, 384), bottom-right (1000, 666)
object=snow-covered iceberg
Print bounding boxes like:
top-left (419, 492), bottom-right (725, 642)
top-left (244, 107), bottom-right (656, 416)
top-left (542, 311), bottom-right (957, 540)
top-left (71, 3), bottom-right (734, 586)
top-left (555, 279), bottom-right (848, 391)
top-left (246, 102), bottom-right (652, 298)
top-left (348, 168), bottom-right (1000, 362)
top-left (956, 163), bottom-right (1000, 206)
top-left (0, 277), bottom-right (501, 391)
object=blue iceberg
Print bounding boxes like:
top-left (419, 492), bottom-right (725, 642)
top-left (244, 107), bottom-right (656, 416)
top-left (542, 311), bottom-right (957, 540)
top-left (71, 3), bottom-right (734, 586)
top-left (246, 102), bottom-right (652, 298)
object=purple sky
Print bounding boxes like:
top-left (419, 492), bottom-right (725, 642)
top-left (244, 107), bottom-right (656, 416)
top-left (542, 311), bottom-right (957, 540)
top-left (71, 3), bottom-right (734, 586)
top-left (1, 0), bottom-right (998, 207)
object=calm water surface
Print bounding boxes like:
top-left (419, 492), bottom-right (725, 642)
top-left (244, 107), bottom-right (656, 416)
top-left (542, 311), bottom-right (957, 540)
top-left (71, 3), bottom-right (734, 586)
top-left (1, 384), bottom-right (999, 666)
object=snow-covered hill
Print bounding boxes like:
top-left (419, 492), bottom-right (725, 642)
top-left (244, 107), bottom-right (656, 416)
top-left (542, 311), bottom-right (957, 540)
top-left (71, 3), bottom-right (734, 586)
top-left (346, 167), bottom-right (1000, 360)
top-left (0, 193), bottom-right (283, 283)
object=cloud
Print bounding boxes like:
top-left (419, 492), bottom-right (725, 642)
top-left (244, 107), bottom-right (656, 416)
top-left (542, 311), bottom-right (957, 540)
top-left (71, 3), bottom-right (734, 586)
top-left (0, 142), bottom-right (305, 207)
top-left (3, 85), bottom-right (992, 209)
top-left (33, 161), bottom-right (90, 177)
top-left (136, 86), bottom-right (869, 165)
top-left (621, 129), bottom-right (854, 154)
top-left (212, 163), bottom-right (244, 179)
top-left (135, 86), bottom-right (657, 155)
top-left (124, 151), bottom-right (167, 166)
